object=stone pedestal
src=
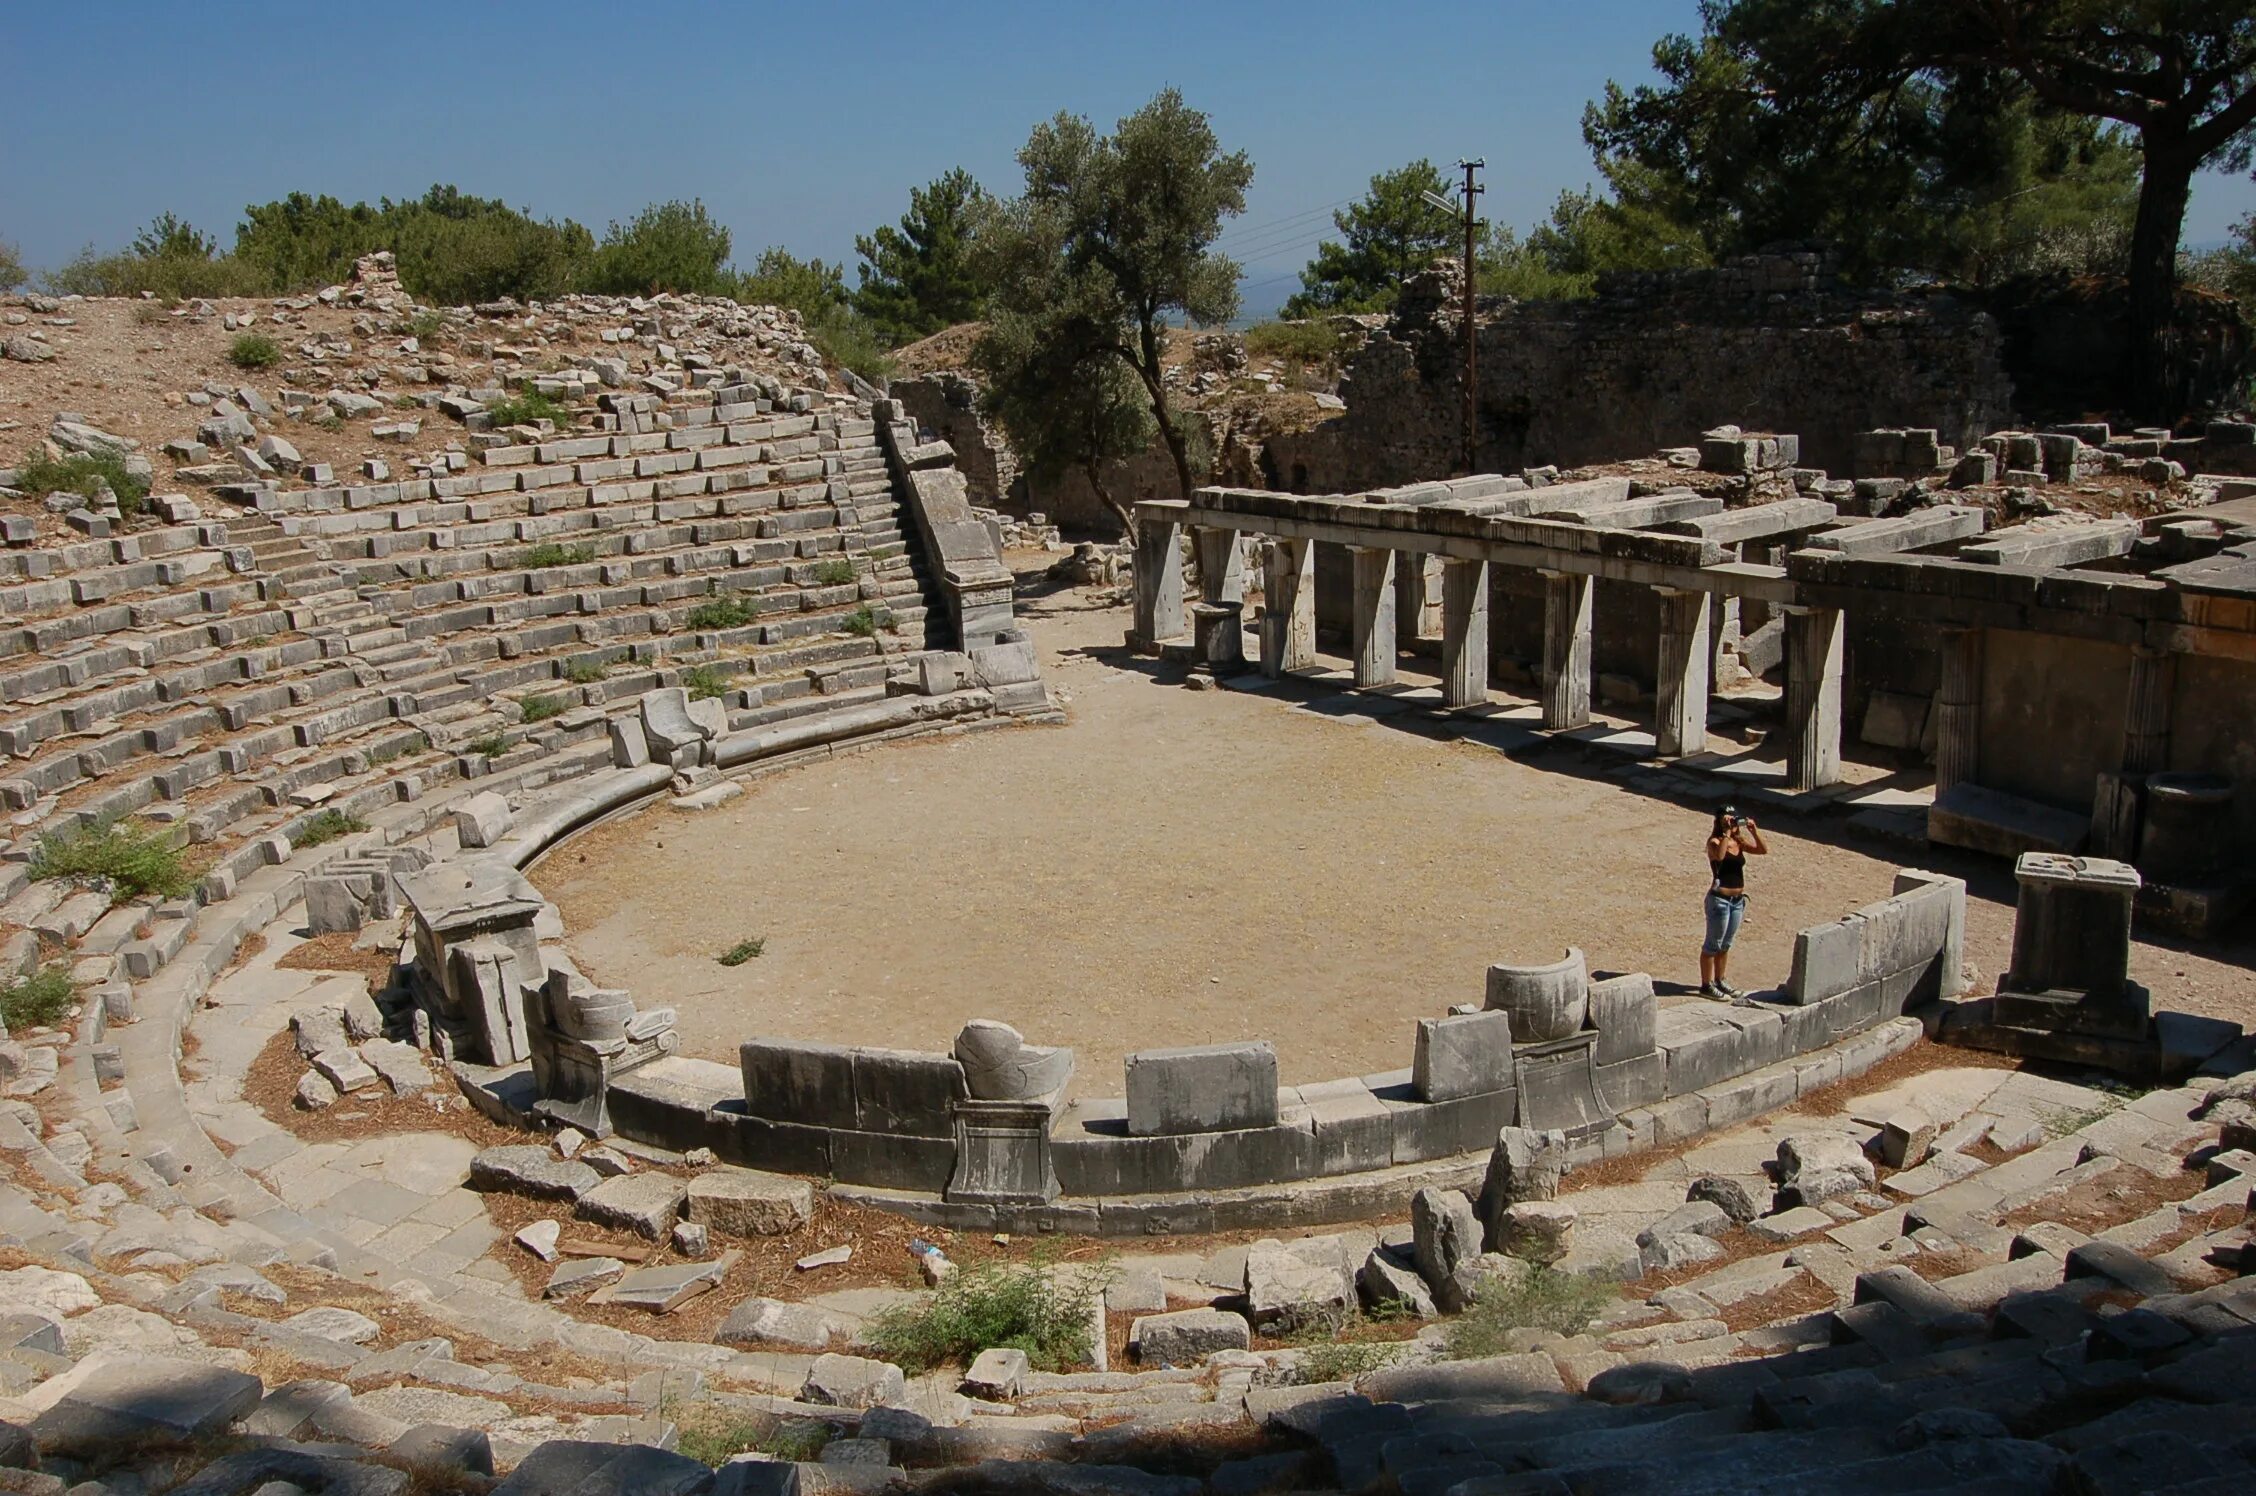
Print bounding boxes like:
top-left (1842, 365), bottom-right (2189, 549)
top-left (1540, 571), bottom-right (1592, 730)
top-left (400, 858), bottom-right (547, 1066)
top-left (1654, 587), bottom-right (1711, 758)
top-left (1782, 606), bottom-right (1844, 791)
top-left (1129, 518), bottom-right (1186, 651)
top-left (1192, 602), bottom-right (1246, 673)
top-left (1259, 538), bottom-right (1316, 677)
top-left (1350, 547), bottom-right (1398, 689)
top-left (947, 1100), bottom-right (1062, 1205)
top-left (1440, 558), bottom-right (1490, 709)
top-left (2005, 853), bottom-right (2139, 1003)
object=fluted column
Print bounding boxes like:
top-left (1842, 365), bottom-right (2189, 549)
top-left (1540, 569), bottom-right (1592, 730)
top-left (1654, 587), bottom-right (1711, 758)
top-left (1350, 546), bottom-right (1398, 689)
top-left (1440, 558), bottom-right (1491, 709)
top-left (1258, 537), bottom-right (1316, 678)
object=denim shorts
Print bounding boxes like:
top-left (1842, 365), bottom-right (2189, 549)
top-left (1703, 891), bottom-right (1747, 955)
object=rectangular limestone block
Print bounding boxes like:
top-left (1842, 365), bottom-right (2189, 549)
top-left (1125, 1041), bottom-right (1278, 1137)
top-left (1589, 973), bottom-right (1657, 1064)
top-left (1413, 1010), bottom-right (1513, 1102)
top-left (738, 1039), bottom-right (857, 1127)
top-left (1657, 1006), bottom-right (1751, 1097)
top-left (1788, 916), bottom-right (1864, 1005)
top-left (1596, 1052), bottom-right (1666, 1113)
top-left (849, 1048), bottom-right (966, 1136)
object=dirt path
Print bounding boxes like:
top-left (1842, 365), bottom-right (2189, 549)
top-left (533, 577), bottom-right (2254, 1099)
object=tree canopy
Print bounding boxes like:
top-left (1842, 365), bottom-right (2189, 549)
top-left (1282, 160), bottom-right (1465, 316)
top-left (1588, 0), bottom-right (2255, 414)
top-left (852, 168), bottom-right (990, 347)
top-left (972, 88), bottom-right (1250, 508)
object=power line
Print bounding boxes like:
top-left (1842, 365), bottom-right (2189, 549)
top-left (1212, 198), bottom-right (1353, 251)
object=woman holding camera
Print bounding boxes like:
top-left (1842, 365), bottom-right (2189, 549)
top-left (1701, 807), bottom-right (1767, 998)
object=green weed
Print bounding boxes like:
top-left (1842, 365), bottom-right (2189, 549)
top-left (520, 541), bottom-right (595, 569)
top-left (0, 967), bottom-right (76, 1031)
top-left (13, 448), bottom-right (151, 517)
top-left (841, 604), bottom-right (887, 638)
top-left (1444, 1266), bottom-right (1616, 1358)
top-left (717, 938), bottom-right (766, 967)
top-left (685, 595), bottom-right (758, 631)
top-left (29, 817), bottom-right (197, 902)
top-left (679, 664), bottom-right (728, 701)
top-left (561, 658), bottom-right (609, 684)
top-left (811, 557), bottom-right (856, 587)
top-left (862, 1256), bottom-right (1104, 1373)
top-left (518, 693), bottom-right (565, 723)
top-left (467, 733), bottom-right (509, 758)
top-left (226, 333), bottom-right (280, 369)
top-left (484, 384), bottom-right (574, 428)
top-left (292, 808), bottom-right (369, 849)
top-left (670, 1404), bottom-right (829, 1469)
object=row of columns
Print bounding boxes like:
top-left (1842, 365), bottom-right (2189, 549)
top-left (1131, 518), bottom-right (1845, 789)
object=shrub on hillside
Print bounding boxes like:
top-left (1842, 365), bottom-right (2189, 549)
top-left (227, 333), bottom-right (281, 369)
top-left (13, 449), bottom-right (150, 516)
top-left (29, 817), bottom-right (197, 902)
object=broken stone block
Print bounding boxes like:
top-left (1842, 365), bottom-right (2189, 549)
top-left (359, 1038), bottom-right (429, 1096)
top-left (1776, 1132), bottom-right (1875, 1194)
top-left (1358, 1246), bottom-right (1437, 1319)
top-left (453, 791), bottom-right (512, 850)
top-left (672, 1221), bottom-right (710, 1258)
top-left (311, 1048), bottom-right (378, 1094)
top-left (25, 1353), bottom-right (263, 1456)
top-left (1412, 1186), bottom-right (1483, 1312)
top-left (962, 1347), bottom-right (1028, 1400)
top-left (802, 1353), bottom-right (907, 1410)
top-left (684, 1167), bottom-right (814, 1237)
top-left (290, 1005), bottom-right (350, 1059)
top-left (602, 1257), bottom-right (731, 1312)
top-left (715, 1298), bottom-right (845, 1352)
top-left (1244, 1239), bottom-right (1354, 1332)
top-left (575, 1173), bottom-right (687, 1241)
top-left (1130, 1308), bottom-right (1249, 1366)
top-left (1496, 1201), bottom-right (1577, 1265)
top-left (515, 1220), bottom-right (561, 1262)
top-left (294, 1070), bottom-right (338, 1111)
top-left (468, 1145), bottom-right (600, 1201)
top-left (542, 1257), bottom-right (623, 1299)
top-left (1880, 1110), bottom-right (1938, 1169)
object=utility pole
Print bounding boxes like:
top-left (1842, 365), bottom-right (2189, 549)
top-left (1456, 158), bottom-right (1484, 476)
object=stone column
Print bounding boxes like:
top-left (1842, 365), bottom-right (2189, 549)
top-left (2122, 646), bottom-right (2175, 774)
top-left (1440, 558), bottom-right (1491, 709)
top-left (1781, 605), bottom-right (1845, 792)
top-left (1129, 517), bottom-right (1185, 651)
top-left (1397, 554), bottom-right (1443, 643)
top-left (1933, 627), bottom-right (1983, 795)
top-left (2093, 644), bottom-right (2177, 858)
top-left (1259, 537), bottom-right (1316, 678)
top-left (1539, 570), bottom-right (1592, 730)
top-left (1350, 546), bottom-right (1398, 689)
top-left (1653, 587), bottom-right (1711, 758)
top-left (1195, 526), bottom-right (1245, 606)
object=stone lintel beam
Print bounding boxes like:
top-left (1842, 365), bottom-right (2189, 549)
top-left (1958, 519), bottom-right (2140, 568)
top-left (1800, 505), bottom-right (1987, 557)
top-left (1535, 494), bottom-right (1723, 530)
top-left (1657, 497), bottom-right (1840, 545)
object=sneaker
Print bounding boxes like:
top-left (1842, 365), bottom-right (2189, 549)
top-left (1698, 982), bottom-right (1718, 998)
top-left (1716, 981), bottom-right (1743, 999)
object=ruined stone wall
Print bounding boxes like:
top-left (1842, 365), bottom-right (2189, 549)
top-left (1267, 251), bottom-right (2017, 491)
top-left (890, 372), bottom-right (1019, 512)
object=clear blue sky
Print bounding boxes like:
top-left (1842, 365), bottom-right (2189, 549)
top-left (5, 0), bottom-right (2252, 318)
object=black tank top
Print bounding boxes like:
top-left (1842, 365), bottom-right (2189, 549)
top-left (1711, 847), bottom-right (1746, 889)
